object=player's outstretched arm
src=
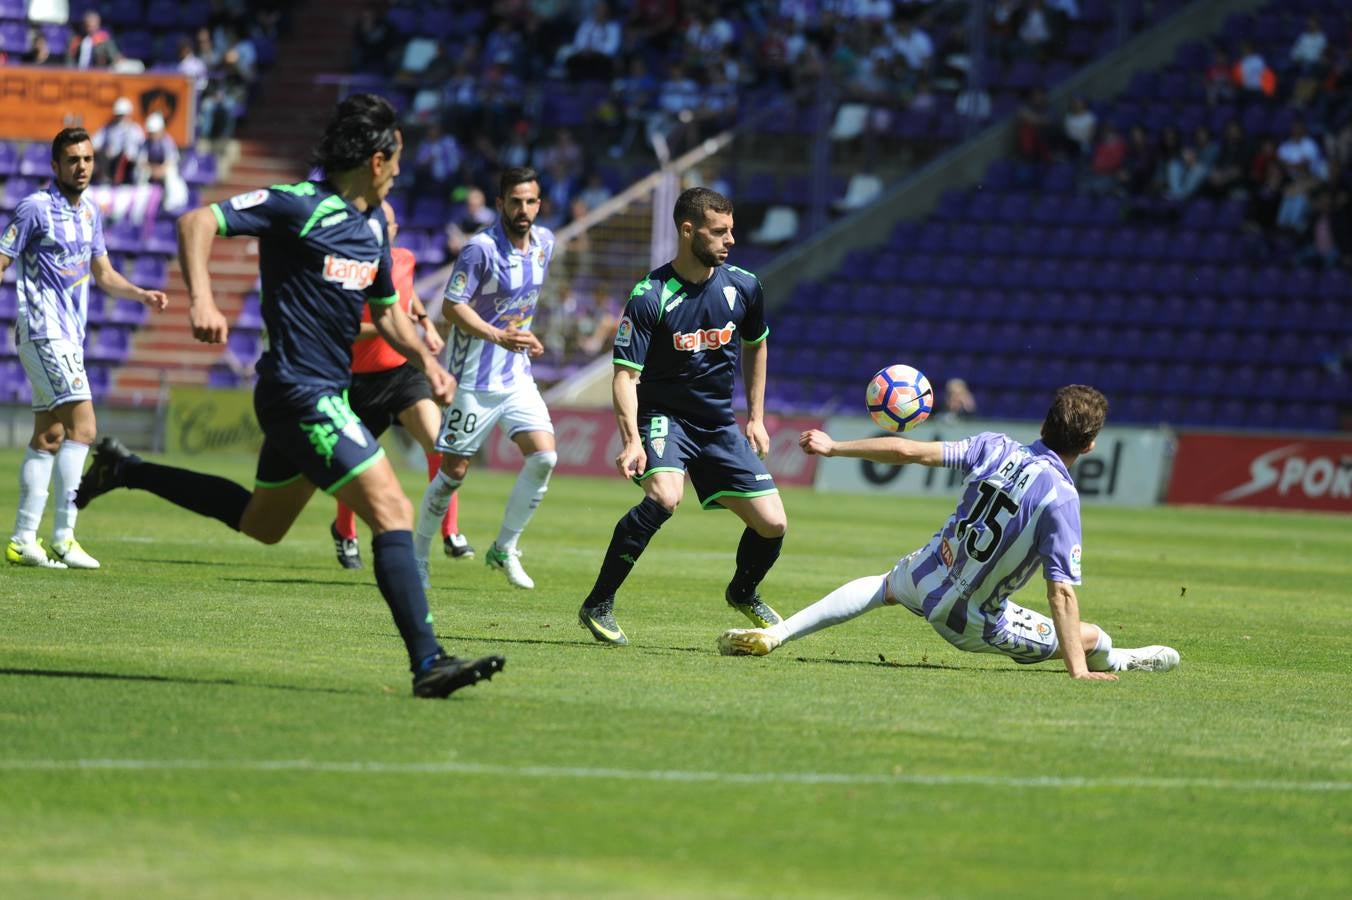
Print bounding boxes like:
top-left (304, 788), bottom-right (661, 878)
top-left (799, 430), bottom-right (945, 466)
top-left (90, 255), bottom-right (168, 311)
top-left (611, 365), bottom-right (646, 478)
top-left (1046, 580), bottom-right (1118, 681)
top-left (176, 206), bottom-right (228, 343)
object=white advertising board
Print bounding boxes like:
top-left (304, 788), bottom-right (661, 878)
top-left (814, 417), bottom-right (1172, 506)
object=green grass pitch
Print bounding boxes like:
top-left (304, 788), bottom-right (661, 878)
top-left (1, 446), bottom-right (1349, 898)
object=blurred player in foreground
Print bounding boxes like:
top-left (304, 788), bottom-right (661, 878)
top-left (577, 187), bottom-right (787, 645)
top-left (76, 94), bottom-right (504, 698)
top-left (329, 198), bottom-right (471, 570)
top-left (720, 385), bottom-right (1179, 679)
top-left (1, 127), bottom-right (167, 570)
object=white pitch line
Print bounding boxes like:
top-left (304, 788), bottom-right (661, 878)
top-left (1, 759), bottom-right (1348, 793)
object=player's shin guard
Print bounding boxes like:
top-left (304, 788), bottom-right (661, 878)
top-left (767, 574), bottom-right (889, 643)
top-left (371, 530), bottom-right (443, 670)
top-left (50, 439), bottom-right (89, 544)
top-left (414, 470), bottom-right (459, 560)
top-left (13, 447), bottom-right (55, 543)
top-left (583, 497), bottom-right (672, 606)
top-left (496, 450), bottom-right (556, 551)
top-left (727, 528), bottom-right (784, 602)
top-left (124, 461), bottom-right (252, 530)
top-left (1085, 627), bottom-right (1126, 672)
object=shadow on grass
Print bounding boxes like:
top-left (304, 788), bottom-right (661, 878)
top-left (223, 577), bottom-right (369, 589)
top-left (124, 557), bottom-right (242, 568)
top-left (0, 667), bottom-right (362, 695)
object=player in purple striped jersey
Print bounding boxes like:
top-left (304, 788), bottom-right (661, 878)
top-left (720, 386), bottom-right (1180, 679)
top-left (0, 127), bottom-right (168, 570)
top-left (414, 167), bottom-right (558, 591)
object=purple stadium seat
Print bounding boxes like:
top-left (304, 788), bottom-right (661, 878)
top-left (180, 149), bottom-right (218, 186)
top-left (17, 143), bottom-right (50, 178)
top-left (0, 141), bottom-right (19, 177)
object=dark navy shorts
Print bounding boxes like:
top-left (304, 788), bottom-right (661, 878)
top-left (636, 409), bottom-right (778, 509)
top-left (348, 363), bottom-right (432, 439)
top-left (254, 381), bottom-right (386, 495)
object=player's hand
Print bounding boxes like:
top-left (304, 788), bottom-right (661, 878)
top-left (746, 419), bottom-right (770, 460)
top-left (422, 325), bottom-right (445, 355)
top-left (497, 325), bottom-right (538, 354)
top-left (140, 289), bottom-right (169, 311)
top-left (1070, 671), bottom-right (1119, 681)
top-left (189, 302), bottom-right (229, 344)
top-left (521, 331), bottom-right (546, 358)
top-left (616, 440), bottom-right (646, 479)
top-left (424, 362), bottom-right (457, 406)
top-left (799, 429), bottom-right (836, 457)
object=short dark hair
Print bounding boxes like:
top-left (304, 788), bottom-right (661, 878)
top-left (1041, 385), bottom-right (1108, 456)
top-left (311, 93), bottom-right (400, 176)
top-left (52, 127), bottom-right (92, 161)
top-left (499, 166), bottom-right (539, 198)
top-left (673, 187), bottom-right (733, 229)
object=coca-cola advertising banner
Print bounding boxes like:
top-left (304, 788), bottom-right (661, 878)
top-left (480, 407), bottom-right (823, 486)
top-left (1167, 433), bottom-right (1352, 513)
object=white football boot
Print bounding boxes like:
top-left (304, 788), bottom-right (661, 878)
top-left (49, 538), bottom-right (100, 569)
top-left (6, 538), bottom-right (68, 569)
top-left (485, 542), bottom-right (534, 589)
top-left (1120, 645), bottom-right (1180, 672)
top-left (717, 628), bottom-right (782, 657)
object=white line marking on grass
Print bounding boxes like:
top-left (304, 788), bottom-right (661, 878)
top-left (1, 759), bottom-right (1348, 793)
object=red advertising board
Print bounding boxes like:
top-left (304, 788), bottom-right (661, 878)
top-left (480, 407), bottom-right (823, 487)
top-left (0, 66), bottom-right (195, 145)
top-left (1167, 433), bottom-right (1352, 513)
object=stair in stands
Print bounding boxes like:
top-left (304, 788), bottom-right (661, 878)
top-left (111, 0), bottom-right (367, 401)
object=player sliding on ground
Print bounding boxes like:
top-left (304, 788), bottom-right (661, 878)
top-left (719, 385), bottom-right (1179, 680)
top-left (75, 94), bottom-right (504, 698)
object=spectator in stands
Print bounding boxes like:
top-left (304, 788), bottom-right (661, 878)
top-left (92, 98), bottom-right (143, 186)
top-left (1192, 124), bottom-right (1219, 168)
top-left (1291, 15), bottom-right (1328, 72)
top-left (1233, 41), bottom-right (1275, 98)
top-left (500, 122), bottom-right (534, 170)
top-left (198, 79), bottom-right (239, 144)
top-left (607, 56), bottom-right (659, 156)
top-left (214, 23), bottom-right (258, 84)
top-left (955, 77), bottom-right (992, 121)
top-left (684, 5), bottom-right (736, 61)
top-left (67, 10), bottom-right (121, 69)
top-left (1277, 161), bottom-right (1319, 233)
top-left (1165, 145), bottom-right (1208, 203)
top-left (988, 0), bottom-right (1022, 63)
top-left (1017, 0), bottom-right (1054, 60)
top-left (444, 187), bottom-right (496, 259)
top-left (1297, 188), bottom-right (1346, 268)
top-left (1248, 135), bottom-right (1278, 188)
top-left (350, 5), bottom-right (394, 72)
top-left (940, 378), bottom-right (977, 421)
top-left (576, 171), bottom-right (614, 212)
top-left (23, 31), bottom-right (61, 66)
top-left (1206, 120), bottom-right (1251, 199)
top-left (890, 18), bottom-right (934, 75)
top-left (1015, 88), bottom-right (1053, 165)
top-left (1278, 120), bottom-right (1328, 181)
top-left (1155, 126), bottom-right (1182, 187)
top-left (909, 74), bottom-right (937, 113)
top-left (1202, 48), bottom-right (1236, 107)
top-left (484, 17), bottom-right (526, 75)
top-left (1082, 120), bottom-right (1126, 196)
top-left (1063, 96), bottom-right (1097, 157)
top-left (134, 113), bottom-right (178, 186)
top-left (560, 1), bottom-right (623, 82)
top-left (175, 36), bottom-right (209, 94)
top-left (626, 0), bottom-right (680, 57)
top-left (1122, 124), bottom-right (1158, 195)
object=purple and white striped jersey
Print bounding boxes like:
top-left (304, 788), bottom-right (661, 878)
top-left (0, 185), bottom-right (107, 345)
top-left (896, 432), bottom-right (1083, 636)
top-left (442, 219), bottom-right (555, 392)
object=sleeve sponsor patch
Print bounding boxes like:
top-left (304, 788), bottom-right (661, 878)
top-left (446, 269), bottom-right (468, 299)
top-left (229, 189), bottom-right (269, 210)
top-left (0, 224), bottom-right (17, 250)
top-left (613, 316), bottom-right (633, 348)
top-left (1069, 544), bottom-right (1082, 579)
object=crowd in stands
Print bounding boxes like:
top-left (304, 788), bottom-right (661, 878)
top-left (1018, 9), bottom-right (1352, 270)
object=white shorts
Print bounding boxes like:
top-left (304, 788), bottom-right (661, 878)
top-left (19, 338), bottom-right (92, 411)
top-left (434, 382), bottom-right (554, 457)
top-left (888, 552), bottom-right (1060, 664)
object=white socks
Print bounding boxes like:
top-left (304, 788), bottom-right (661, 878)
top-left (1085, 627), bottom-right (1131, 672)
top-left (13, 447), bottom-right (55, 544)
top-left (414, 470), bottom-right (460, 561)
top-left (51, 439), bottom-right (89, 545)
top-left (766, 574), bottom-right (889, 643)
top-left (495, 451), bottom-right (556, 552)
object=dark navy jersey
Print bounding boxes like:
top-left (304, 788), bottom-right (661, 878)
top-left (613, 262), bottom-right (769, 425)
top-left (211, 180), bottom-right (397, 388)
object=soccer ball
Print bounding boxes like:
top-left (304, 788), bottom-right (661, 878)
top-left (865, 364), bottom-right (933, 432)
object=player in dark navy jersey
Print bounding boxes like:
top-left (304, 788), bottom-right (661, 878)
top-left (578, 187), bottom-right (788, 645)
top-left (74, 94), bottom-right (504, 698)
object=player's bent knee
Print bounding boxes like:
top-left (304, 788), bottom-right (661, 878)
top-left (525, 450), bottom-right (556, 476)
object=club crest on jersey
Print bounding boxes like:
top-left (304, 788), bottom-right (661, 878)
top-left (672, 321), bottom-right (736, 352)
top-left (651, 437), bottom-right (666, 457)
top-left (229, 189), bottom-right (268, 210)
top-left (614, 316), bottom-right (633, 348)
top-left (323, 255), bottom-right (379, 290)
top-left (1069, 544), bottom-right (1082, 579)
top-left (1036, 622), bottom-right (1053, 638)
top-left (723, 285), bottom-right (737, 309)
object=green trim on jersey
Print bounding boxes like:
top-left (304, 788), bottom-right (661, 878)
top-left (633, 466), bottom-right (685, 485)
top-left (269, 181), bottom-right (317, 196)
top-left (725, 264), bottom-right (759, 280)
top-left (367, 293), bottom-right (399, 306)
top-left (742, 326), bottom-right (770, 345)
top-left (298, 194), bottom-right (350, 239)
top-left (700, 487), bottom-right (779, 510)
top-left (324, 446), bottom-right (387, 495)
top-left (255, 472), bottom-right (304, 489)
top-left (614, 358), bottom-right (643, 371)
top-left (210, 203), bottom-right (227, 235)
